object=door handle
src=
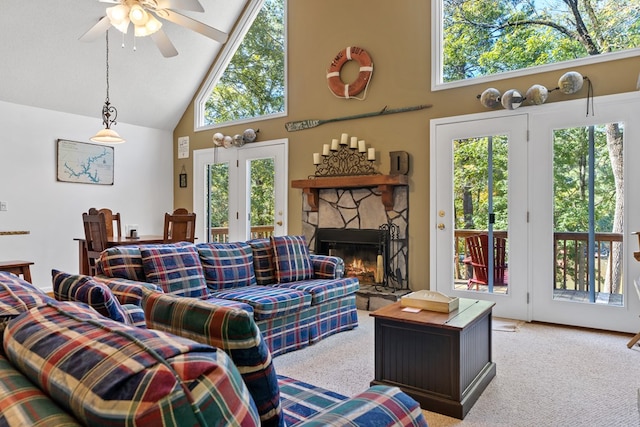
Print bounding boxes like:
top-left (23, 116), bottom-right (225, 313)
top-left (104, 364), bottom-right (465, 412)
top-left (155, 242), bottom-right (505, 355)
top-left (438, 223), bottom-right (445, 230)
top-left (276, 221), bottom-right (283, 226)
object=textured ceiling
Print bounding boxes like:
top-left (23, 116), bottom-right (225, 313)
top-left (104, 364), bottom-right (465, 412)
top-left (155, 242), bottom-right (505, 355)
top-left (0, 0), bottom-right (248, 130)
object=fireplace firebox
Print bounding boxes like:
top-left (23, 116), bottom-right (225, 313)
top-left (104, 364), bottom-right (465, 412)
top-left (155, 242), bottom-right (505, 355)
top-left (315, 228), bottom-right (390, 287)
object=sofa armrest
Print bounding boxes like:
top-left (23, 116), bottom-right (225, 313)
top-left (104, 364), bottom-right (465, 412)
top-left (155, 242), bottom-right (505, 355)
top-left (141, 290), bottom-right (283, 427)
top-left (294, 385), bottom-right (427, 426)
top-left (94, 276), bottom-right (162, 306)
top-left (310, 254), bottom-right (344, 279)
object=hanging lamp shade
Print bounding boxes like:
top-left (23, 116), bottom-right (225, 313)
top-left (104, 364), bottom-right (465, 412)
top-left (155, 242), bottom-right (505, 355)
top-left (91, 128), bottom-right (125, 144)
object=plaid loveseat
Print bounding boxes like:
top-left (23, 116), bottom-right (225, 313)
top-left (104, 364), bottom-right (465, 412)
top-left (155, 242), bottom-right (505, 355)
top-left (95, 236), bottom-right (360, 357)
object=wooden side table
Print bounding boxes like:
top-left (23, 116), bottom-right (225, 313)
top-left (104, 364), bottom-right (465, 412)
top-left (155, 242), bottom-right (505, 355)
top-left (0, 260), bottom-right (34, 283)
top-left (370, 299), bottom-right (496, 419)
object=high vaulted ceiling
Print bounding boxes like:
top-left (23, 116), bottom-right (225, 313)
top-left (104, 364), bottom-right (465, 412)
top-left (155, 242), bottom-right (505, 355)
top-left (0, 0), bottom-right (249, 130)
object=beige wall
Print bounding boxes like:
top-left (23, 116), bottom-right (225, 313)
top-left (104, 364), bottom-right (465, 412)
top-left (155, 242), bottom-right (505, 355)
top-left (172, 0), bottom-right (638, 290)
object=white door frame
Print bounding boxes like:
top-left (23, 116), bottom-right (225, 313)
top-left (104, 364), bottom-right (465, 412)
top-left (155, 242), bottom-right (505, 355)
top-left (430, 113), bottom-right (530, 320)
top-left (528, 93), bottom-right (640, 333)
top-left (193, 138), bottom-right (288, 243)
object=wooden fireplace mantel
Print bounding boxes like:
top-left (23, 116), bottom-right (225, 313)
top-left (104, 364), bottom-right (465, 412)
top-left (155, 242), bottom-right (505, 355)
top-left (291, 174), bottom-right (408, 211)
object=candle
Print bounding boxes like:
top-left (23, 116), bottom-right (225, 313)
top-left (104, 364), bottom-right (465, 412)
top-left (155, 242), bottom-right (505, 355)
top-left (350, 136), bottom-right (358, 148)
top-left (313, 152), bottom-right (321, 165)
top-left (340, 133), bottom-right (348, 145)
top-left (322, 144), bottom-right (330, 156)
top-left (368, 147), bottom-right (375, 161)
top-left (331, 139), bottom-right (339, 151)
top-left (358, 140), bottom-right (366, 153)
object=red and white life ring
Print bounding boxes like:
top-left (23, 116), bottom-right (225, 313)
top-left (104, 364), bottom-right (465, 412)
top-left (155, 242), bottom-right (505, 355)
top-left (326, 46), bottom-right (373, 99)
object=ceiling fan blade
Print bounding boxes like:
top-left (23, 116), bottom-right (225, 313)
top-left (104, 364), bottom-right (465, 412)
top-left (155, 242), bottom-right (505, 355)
top-left (151, 29), bottom-right (179, 57)
top-left (79, 16), bottom-right (112, 42)
top-left (98, 0), bottom-right (120, 3)
top-left (155, 0), bottom-right (204, 12)
top-left (161, 10), bottom-right (228, 44)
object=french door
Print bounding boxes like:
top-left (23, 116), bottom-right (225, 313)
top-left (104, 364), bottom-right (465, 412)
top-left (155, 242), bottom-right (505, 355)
top-left (431, 115), bottom-right (529, 320)
top-left (529, 95), bottom-right (638, 332)
top-left (432, 93), bottom-right (640, 332)
top-left (193, 139), bottom-right (288, 243)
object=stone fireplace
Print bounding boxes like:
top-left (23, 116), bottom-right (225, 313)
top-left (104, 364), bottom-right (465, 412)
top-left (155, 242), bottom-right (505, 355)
top-left (292, 175), bottom-right (409, 294)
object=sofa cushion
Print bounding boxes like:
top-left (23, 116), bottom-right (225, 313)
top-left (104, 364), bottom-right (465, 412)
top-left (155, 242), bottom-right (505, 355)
top-left (210, 285), bottom-right (312, 320)
top-left (249, 238), bottom-right (277, 285)
top-left (0, 272), bottom-right (54, 320)
top-left (0, 353), bottom-right (82, 426)
top-left (271, 236), bottom-right (313, 283)
top-left (97, 245), bottom-right (145, 281)
top-left (278, 376), bottom-right (427, 426)
top-left (140, 243), bottom-right (208, 298)
top-left (197, 242), bottom-right (257, 290)
top-left (272, 277), bottom-right (360, 305)
top-left (52, 269), bottom-right (129, 324)
top-left (142, 291), bottom-right (283, 427)
top-left (3, 301), bottom-right (260, 426)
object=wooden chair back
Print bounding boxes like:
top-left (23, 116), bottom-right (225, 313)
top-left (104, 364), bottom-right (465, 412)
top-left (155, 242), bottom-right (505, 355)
top-left (163, 211), bottom-right (196, 243)
top-left (83, 209), bottom-right (109, 275)
top-left (98, 208), bottom-right (122, 238)
top-left (465, 234), bottom-right (508, 290)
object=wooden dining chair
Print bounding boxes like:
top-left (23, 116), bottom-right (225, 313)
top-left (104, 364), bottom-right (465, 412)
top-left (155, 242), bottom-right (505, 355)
top-left (163, 211), bottom-right (196, 243)
top-left (465, 234), bottom-right (508, 290)
top-left (83, 209), bottom-right (109, 275)
top-left (98, 208), bottom-right (122, 238)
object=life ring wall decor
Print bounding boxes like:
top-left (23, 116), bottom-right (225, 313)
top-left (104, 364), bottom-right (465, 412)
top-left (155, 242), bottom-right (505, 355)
top-left (326, 46), bottom-right (373, 100)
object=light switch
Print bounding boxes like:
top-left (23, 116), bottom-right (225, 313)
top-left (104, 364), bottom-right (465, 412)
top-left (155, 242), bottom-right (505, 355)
top-left (0, 201), bottom-right (7, 211)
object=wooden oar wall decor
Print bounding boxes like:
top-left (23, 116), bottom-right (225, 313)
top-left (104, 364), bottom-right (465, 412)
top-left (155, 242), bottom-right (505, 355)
top-left (284, 104), bottom-right (432, 132)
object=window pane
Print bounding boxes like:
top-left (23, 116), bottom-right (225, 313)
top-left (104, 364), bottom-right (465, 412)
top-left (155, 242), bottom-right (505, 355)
top-left (204, 0), bottom-right (285, 125)
top-left (441, 0), bottom-right (640, 83)
top-left (552, 123), bottom-right (624, 306)
top-left (248, 157), bottom-right (275, 239)
top-left (207, 162), bottom-right (229, 242)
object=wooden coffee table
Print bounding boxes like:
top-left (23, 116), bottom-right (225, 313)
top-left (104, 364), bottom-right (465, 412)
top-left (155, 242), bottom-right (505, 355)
top-left (370, 298), bottom-right (496, 419)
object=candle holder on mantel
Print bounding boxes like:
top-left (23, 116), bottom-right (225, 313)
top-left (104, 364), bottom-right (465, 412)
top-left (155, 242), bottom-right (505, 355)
top-left (311, 137), bottom-right (379, 178)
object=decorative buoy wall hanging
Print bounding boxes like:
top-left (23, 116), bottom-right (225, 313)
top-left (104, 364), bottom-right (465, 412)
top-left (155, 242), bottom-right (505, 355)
top-left (326, 46), bottom-right (373, 100)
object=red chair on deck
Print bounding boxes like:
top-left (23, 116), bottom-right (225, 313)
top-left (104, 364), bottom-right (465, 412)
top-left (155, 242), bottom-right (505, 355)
top-left (465, 234), bottom-right (508, 290)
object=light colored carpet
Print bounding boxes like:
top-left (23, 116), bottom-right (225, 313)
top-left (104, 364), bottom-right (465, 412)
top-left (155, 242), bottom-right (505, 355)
top-left (273, 310), bottom-right (640, 426)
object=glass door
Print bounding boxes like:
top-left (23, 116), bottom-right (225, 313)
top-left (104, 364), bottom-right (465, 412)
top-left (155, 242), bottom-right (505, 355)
top-left (431, 115), bottom-right (529, 320)
top-left (529, 95), bottom-right (639, 332)
top-left (193, 139), bottom-right (288, 243)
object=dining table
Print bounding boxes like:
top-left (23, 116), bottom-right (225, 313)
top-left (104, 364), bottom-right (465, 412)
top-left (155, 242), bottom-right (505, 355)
top-left (74, 235), bottom-right (165, 276)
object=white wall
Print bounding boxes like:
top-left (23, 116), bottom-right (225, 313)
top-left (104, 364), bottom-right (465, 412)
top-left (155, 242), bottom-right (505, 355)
top-left (0, 101), bottom-right (174, 290)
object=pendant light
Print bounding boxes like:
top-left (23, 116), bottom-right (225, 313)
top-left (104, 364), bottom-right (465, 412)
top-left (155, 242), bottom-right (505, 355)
top-left (91, 30), bottom-right (125, 144)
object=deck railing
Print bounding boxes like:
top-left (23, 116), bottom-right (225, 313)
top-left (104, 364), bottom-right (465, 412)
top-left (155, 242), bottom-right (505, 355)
top-left (209, 225), bottom-right (275, 243)
top-left (454, 229), bottom-right (623, 294)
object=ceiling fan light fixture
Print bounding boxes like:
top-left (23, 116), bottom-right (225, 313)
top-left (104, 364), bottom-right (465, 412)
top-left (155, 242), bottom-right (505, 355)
top-left (129, 5), bottom-right (149, 26)
top-left (135, 14), bottom-right (162, 37)
top-left (106, 5), bottom-right (130, 33)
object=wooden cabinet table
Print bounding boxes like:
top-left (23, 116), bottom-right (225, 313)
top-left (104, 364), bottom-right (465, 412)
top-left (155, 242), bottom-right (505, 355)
top-left (370, 299), bottom-right (496, 419)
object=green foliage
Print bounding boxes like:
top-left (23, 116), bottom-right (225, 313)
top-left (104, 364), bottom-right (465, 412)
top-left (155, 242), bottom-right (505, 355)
top-left (208, 163), bottom-right (229, 227)
top-left (442, 0), bottom-right (640, 82)
top-left (249, 158), bottom-right (275, 226)
top-left (204, 0), bottom-right (285, 125)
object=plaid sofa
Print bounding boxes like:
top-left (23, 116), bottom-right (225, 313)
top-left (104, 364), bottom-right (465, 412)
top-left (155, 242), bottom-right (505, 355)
top-left (0, 272), bottom-right (427, 427)
top-left (95, 236), bottom-right (360, 357)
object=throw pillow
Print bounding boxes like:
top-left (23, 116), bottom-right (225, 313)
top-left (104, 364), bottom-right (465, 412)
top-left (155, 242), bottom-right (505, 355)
top-left (52, 269), bottom-right (129, 324)
top-left (249, 238), bottom-right (277, 285)
top-left (271, 235), bottom-right (314, 283)
top-left (97, 246), bottom-right (145, 281)
top-left (140, 243), bottom-right (207, 298)
top-left (197, 242), bottom-right (257, 291)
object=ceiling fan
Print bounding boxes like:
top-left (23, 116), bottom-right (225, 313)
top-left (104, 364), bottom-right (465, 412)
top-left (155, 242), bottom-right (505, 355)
top-left (80, 0), bottom-right (229, 57)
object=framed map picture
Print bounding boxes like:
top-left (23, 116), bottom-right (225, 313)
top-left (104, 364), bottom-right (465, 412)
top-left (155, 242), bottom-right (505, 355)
top-left (56, 139), bottom-right (114, 185)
